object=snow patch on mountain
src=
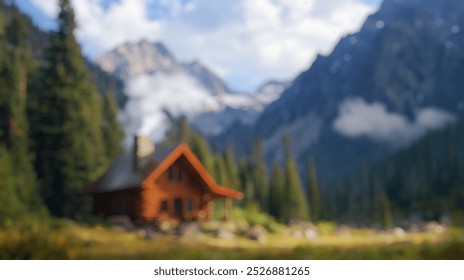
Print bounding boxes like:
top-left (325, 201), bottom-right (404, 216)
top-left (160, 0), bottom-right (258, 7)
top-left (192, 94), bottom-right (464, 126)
top-left (96, 40), bottom-right (288, 144)
top-left (254, 80), bottom-right (291, 105)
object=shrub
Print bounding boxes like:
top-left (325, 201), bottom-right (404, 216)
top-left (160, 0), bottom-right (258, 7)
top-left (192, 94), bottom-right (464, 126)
top-left (317, 221), bottom-right (337, 235)
top-left (0, 218), bottom-right (79, 259)
top-left (234, 204), bottom-right (285, 234)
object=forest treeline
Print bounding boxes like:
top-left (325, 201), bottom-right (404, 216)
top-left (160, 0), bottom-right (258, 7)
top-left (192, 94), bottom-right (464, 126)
top-left (325, 117), bottom-right (464, 227)
top-left (162, 116), bottom-right (320, 223)
top-left (1, 0), bottom-right (464, 229)
top-left (0, 0), bottom-right (123, 223)
top-left (0, 0), bottom-right (320, 226)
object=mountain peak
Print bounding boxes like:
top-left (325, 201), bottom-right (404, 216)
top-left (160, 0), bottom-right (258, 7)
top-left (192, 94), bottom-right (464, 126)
top-left (182, 60), bottom-right (232, 96)
top-left (96, 40), bottom-right (181, 80)
top-left (95, 39), bottom-right (288, 142)
top-left (221, 0), bottom-right (464, 182)
top-left (152, 42), bottom-right (173, 58)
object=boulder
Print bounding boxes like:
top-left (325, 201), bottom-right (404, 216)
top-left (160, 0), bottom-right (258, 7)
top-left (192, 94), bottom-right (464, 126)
top-left (337, 225), bottom-right (352, 236)
top-left (178, 222), bottom-right (201, 237)
top-left (425, 222), bottom-right (446, 234)
top-left (305, 229), bottom-right (318, 240)
top-left (247, 225), bottom-right (268, 243)
top-left (393, 227), bottom-right (405, 238)
top-left (214, 228), bottom-right (234, 240)
top-left (137, 228), bottom-right (157, 240)
top-left (107, 215), bottom-right (135, 231)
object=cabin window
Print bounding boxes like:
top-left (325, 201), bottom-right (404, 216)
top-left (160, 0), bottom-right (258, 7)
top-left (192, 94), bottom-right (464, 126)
top-left (178, 168), bottom-right (183, 181)
top-left (168, 167), bottom-right (175, 182)
top-left (187, 198), bottom-right (194, 212)
top-left (168, 166), bottom-right (184, 182)
top-left (161, 200), bottom-right (168, 212)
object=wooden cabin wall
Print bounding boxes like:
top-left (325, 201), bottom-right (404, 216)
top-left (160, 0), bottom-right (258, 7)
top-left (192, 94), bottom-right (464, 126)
top-left (93, 189), bottom-right (141, 220)
top-left (140, 157), bottom-right (211, 222)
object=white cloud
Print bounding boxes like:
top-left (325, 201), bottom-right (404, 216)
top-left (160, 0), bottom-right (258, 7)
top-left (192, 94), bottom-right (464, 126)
top-left (73, 0), bottom-right (163, 58)
top-left (25, 0), bottom-right (378, 91)
top-left (333, 98), bottom-right (456, 146)
top-left (416, 108), bottom-right (456, 130)
top-left (122, 72), bottom-right (220, 143)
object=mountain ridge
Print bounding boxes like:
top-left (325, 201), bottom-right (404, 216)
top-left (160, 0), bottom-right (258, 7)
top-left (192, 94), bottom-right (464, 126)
top-left (95, 40), bottom-right (288, 142)
top-left (217, 0), bottom-right (464, 182)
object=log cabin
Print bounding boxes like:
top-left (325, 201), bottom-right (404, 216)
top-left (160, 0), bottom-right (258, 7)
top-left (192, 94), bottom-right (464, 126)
top-left (85, 137), bottom-right (243, 225)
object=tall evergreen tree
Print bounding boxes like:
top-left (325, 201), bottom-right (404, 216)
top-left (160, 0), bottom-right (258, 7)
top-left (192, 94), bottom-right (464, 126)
top-left (223, 144), bottom-right (240, 190)
top-left (0, 147), bottom-right (25, 223)
top-left (307, 159), bottom-right (321, 222)
top-left (269, 163), bottom-right (285, 221)
top-left (178, 115), bottom-right (191, 144)
top-left (251, 139), bottom-right (269, 212)
top-left (380, 191), bottom-right (393, 229)
top-left (213, 154), bottom-right (228, 185)
top-left (164, 115), bottom-right (191, 145)
top-left (34, 0), bottom-right (106, 217)
top-left (189, 133), bottom-right (215, 173)
top-left (285, 157), bottom-right (309, 222)
top-left (0, 9), bottom-right (42, 212)
top-left (238, 157), bottom-right (255, 206)
top-left (282, 134), bottom-right (309, 222)
top-left (102, 89), bottom-right (123, 162)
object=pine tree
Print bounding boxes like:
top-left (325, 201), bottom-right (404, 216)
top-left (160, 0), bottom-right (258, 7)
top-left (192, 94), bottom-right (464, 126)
top-left (360, 166), bottom-right (371, 222)
top-left (268, 163), bottom-right (285, 221)
top-left (213, 154), bottom-right (228, 185)
top-left (223, 144), bottom-right (240, 190)
top-left (285, 157), bottom-right (309, 222)
top-left (238, 157), bottom-right (255, 206)
top-left (307, 159), bottom-right (321, 222)
top-left (164, 115), bottom-right (191, 146)
top-left (0, 9), bottom-right (42, 212)
top-left (34, 0), bottom-right (106, 217)
top-left (102, 90), bottom-right (123, 162)
top-left (188, 132), bottom-right (215, 174)
top-left (178, 115), bottom-right (191, 143)
top-left (251, 139), bottom-right (269, 212)
top-left (0, 147), bottom-right (28, 223)
top-left (283, 134), bottom-right (309, 222)
top-left (380, 191), bottom-right (393, 229)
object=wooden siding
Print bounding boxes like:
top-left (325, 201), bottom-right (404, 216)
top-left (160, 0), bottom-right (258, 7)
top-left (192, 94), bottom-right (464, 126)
top-left (93, 188), bottom-right (141, 220)
top-left (140, 156), bottom-right (211, 222)
top-left (89, 143), bottom-right (243, 224)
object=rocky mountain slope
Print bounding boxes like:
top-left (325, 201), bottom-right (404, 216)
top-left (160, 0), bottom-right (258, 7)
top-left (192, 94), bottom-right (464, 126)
top-left (95, 40), bottom-right (287, 142)
top-left (218, 0), bottom-right (464, 182)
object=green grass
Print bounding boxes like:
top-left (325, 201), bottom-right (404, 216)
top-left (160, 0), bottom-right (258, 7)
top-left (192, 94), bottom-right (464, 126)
top-left (1, 221), bottom-right (464, 260)
top-left (72, 225), bottom-right (464, 260)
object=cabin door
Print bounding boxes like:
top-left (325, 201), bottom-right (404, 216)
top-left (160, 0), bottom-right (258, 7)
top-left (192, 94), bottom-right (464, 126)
top-left (174, 199), bottom-right (183, 219)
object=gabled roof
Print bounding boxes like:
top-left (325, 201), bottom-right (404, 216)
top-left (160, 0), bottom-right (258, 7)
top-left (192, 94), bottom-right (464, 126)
top-left (85, 143), bottom-right (243, 200)
top-left (142, 143), bottom-right (243, 199)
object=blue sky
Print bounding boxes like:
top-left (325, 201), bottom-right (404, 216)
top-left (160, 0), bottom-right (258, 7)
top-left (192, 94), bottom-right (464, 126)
top-left (16, 0), bottom-right (382, 91)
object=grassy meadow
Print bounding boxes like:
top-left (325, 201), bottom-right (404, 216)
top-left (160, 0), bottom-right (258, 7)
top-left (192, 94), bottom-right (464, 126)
top-left (1, 219), bottom-right (463, 260)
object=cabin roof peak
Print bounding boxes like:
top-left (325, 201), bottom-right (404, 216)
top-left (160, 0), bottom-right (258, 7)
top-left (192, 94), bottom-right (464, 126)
top-left (85, 143), bottom-right (243, 200)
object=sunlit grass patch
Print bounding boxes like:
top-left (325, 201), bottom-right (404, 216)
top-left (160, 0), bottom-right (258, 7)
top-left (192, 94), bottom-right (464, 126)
top-left (68, 223), bottom-right (463, 260)
top-left (1, 219), bottom-right (462, 260)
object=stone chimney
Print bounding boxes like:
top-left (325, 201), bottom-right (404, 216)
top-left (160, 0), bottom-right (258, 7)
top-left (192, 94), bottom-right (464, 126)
top-left (133, 135), bottom-right (155, 171)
